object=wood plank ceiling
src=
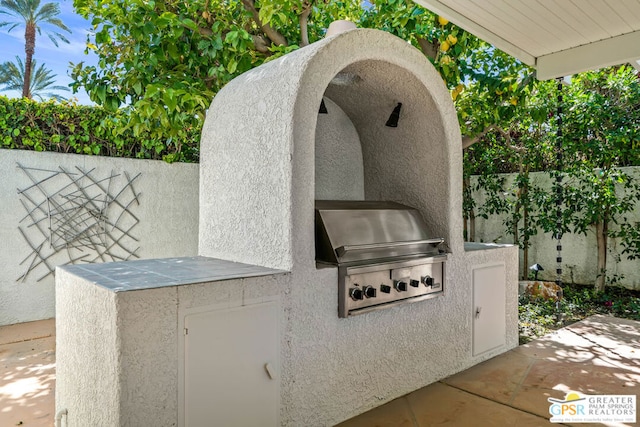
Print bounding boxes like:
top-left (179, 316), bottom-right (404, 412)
top-left (412, 0), bottom-right (640, 80)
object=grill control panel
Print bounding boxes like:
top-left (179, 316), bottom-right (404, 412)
top-left (338, 255), bottom-right (446, 317)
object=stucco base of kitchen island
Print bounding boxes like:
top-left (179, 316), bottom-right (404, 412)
top-left (55, 243), bottom-right (516, 426)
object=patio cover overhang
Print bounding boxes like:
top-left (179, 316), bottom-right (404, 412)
top-left (412, 0), bottom-right (640, 80)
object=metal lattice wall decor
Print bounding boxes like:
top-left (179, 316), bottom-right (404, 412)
top-left (16, 163), bottom-right (142, 282)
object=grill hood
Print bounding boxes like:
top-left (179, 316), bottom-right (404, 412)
top-left (315, 200), bottom-right (444, 265)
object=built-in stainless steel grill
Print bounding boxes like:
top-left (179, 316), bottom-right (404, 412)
top-left (315, 200), bottom-right (447, 317)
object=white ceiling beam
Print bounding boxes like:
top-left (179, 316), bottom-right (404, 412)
top-left (412, 0), bottom-right (536, 66)
top-left (536, 30), bottom-right (640, 80)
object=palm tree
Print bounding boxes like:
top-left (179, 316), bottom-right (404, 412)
top-left (0, 0), bottom-right (71, 98)
top-left (0, 56), bottom-right (70, 101)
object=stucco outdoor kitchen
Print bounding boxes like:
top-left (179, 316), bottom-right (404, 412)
top-left (53, 26), bottom-right (519, 426)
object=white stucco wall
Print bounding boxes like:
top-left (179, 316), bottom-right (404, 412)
top-left (470, 169), bottom-right (640, 289)
top-left (0, 150), bottom-right (199, 325)
top-left (56, 247), bottom-right (516, 427)
top-left (117, 286), bottom-right (179, 425)
top-left (55, 268), bottom-right (120, 426)
top-left (315, 97), bottom-right (365, 200)
top-left (281, 248), bottom-right (518, 425)
top-left (55, 264), bottom-right (289, 426)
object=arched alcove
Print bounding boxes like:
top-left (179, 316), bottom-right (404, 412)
top-left (200, 28), bottom-right (463, 271)
top-left (315, 59), bottom-right (453, 239)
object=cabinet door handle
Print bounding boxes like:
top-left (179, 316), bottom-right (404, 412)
top-left (264, 363), bottom-right (276, 380)
top-left (475, 307), bottom-right (482, 319)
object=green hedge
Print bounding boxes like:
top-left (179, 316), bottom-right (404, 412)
top-left (0, 96), bottom-right (199, 162)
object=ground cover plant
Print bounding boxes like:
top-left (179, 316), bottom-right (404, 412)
top-left (519, 283), bottom-right (640, 344)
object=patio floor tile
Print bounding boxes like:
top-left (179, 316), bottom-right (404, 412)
top-left (0, 319), bottom-right (54, 346)
top-left (332, 395), bottom-right (416, 427)
top-left (441, 349), bottom-right (535, 405)
top-left (407, 383), bottom-right (550, 427)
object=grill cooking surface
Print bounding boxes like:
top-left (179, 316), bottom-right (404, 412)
top-left (315, 200), bottom-right (446, 317)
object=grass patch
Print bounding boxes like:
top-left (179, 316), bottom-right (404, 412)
top-left (519, 283), bottom-right (640, 344)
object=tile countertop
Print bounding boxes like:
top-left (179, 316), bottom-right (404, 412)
top-left (59, 256), bottom-right (288, 292)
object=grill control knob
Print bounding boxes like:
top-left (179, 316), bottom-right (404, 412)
top-left (349, 288), bottom-right (364, 300)
top-left (422, 275), bottom-right (434, 287)
top-left (363, 286), bottom-right (377, 298)
top-left (380, 284), bottom-right (391, 293)
top-left (394, 280), bottom-right (408, 292)
top-left (410, 279), bottom-right (420, 288)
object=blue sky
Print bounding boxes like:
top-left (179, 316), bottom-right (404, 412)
top-left (0, 0), bottom-right (97, 104)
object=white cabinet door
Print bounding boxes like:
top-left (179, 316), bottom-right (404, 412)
top-left (472, 264), bottom-right (506, 356)
top-left (184, 302), bottom-right (279, 427)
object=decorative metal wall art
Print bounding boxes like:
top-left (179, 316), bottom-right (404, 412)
top-left (16, 163), bottom-right (142, 282)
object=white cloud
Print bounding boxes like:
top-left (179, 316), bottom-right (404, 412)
top-left (0, 28), bottom-right (25, 41)
top-left (38, 36), bottom-right (88, 55)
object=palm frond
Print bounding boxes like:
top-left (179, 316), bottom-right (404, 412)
top-left (0, 0), bottom-right (71, 41)
top-left (0, 55), bottom-right (69, 101)
top-left (46, 31), bottom-right (57, 46)
top-left (34, 2), bottom-right (59, 20)
top-left (46, 30), bottom-right (69, 46)
top-left (42, 16), bottom-right (70, 33)
top-left (0, 21), bottom-right (20, 32)
top-left (0, 0), bottom-right (29, 20)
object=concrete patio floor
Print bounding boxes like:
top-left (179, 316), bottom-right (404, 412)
top-left (0, 318), bottom-right (55, 427)
top-left (0, 315), bottom-right (637, 426)
top-left (338, 315), bottom-right (639, 427)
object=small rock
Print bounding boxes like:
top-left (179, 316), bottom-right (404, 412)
top-left (521, 281), bottom-right (563, 300)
